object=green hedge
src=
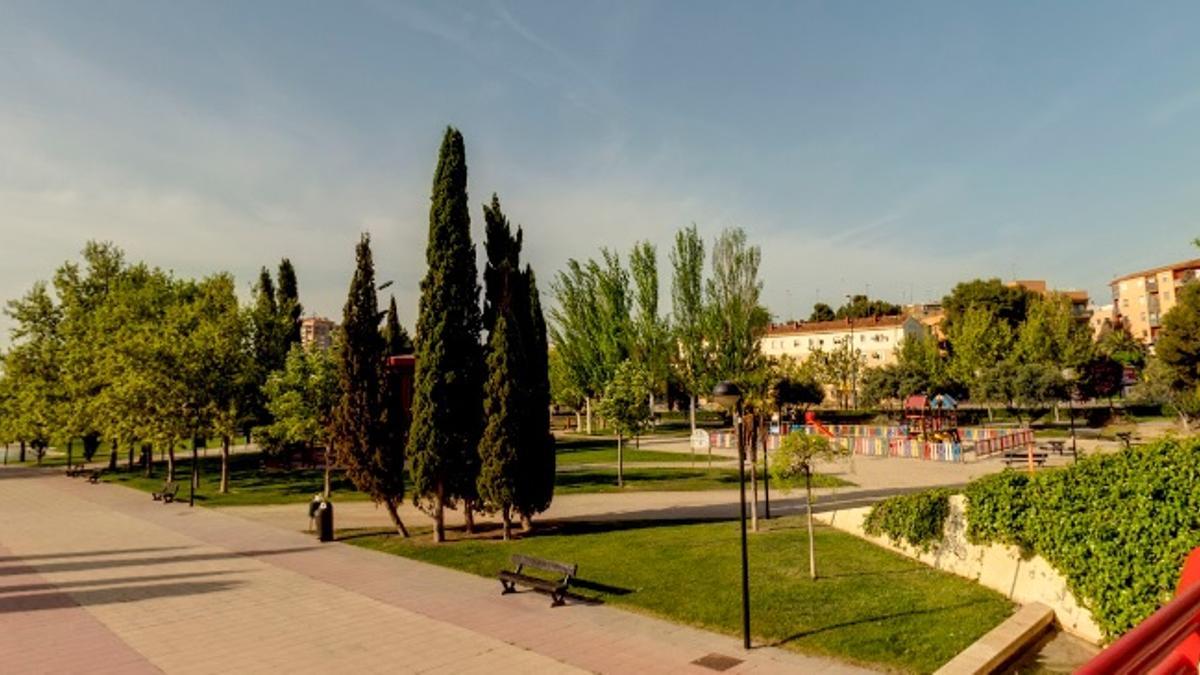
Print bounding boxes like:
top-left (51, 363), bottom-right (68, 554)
top-left (965, 437), bottom-right (1200, 639)
top-left (864, 488), bottom-right (953, 552)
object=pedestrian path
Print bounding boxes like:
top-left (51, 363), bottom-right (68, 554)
top-left (0, 467), bottom-right (872, 674)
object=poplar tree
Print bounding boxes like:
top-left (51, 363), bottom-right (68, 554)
top-left (408, 127), bottom-right (483, 543)
top-left (331, 234), bottom-right (409, 536)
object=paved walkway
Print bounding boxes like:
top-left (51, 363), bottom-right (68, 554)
top-left (0, 468), bottom-right (872, 674)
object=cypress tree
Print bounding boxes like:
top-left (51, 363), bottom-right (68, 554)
top-left (276, 258), bottom-right (302, 347)
top-left (477, 310), bottom-right (523, 540)
top-left (382, 295), bottom-right (414, 355)
top-left (331, 234), bottom-right (409, 537)
top-left (407, 127), bottom-right (483, 543)
top-left (519, 267), bottom-right (555, 527)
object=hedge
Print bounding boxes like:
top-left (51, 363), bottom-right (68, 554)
top-left (964, 437), bottom-right (1200, 639)
top-left (863, 488), bottom-right (953, 552)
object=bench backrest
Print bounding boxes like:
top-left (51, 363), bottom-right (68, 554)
top-left (512, 554), bottom-right (577, 578)
top-left (165, 481), bottom-right (179, 492)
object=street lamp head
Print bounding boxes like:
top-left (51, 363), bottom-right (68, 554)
top-left (712, 380), bottom-right (742, 411)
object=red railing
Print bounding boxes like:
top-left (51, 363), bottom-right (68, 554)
top-left (1077, 547), bottom-right (1200, 674)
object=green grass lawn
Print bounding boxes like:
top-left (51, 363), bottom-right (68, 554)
top-left (556, 436), bottom-right (713, 465)
top-left (349, 516), bottom-right (1012, 673)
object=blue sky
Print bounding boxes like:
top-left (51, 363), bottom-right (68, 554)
top-left (2, 1), bottom-right (1198, 340)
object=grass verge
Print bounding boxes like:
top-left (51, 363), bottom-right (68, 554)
top-left (348, 516), bottom-right (1012, 673)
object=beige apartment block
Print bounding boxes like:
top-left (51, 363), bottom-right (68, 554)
top-left (1111, 258), bottom-right (1200, 344)
top-left (760, 314), bottom-right (925, 367)
top-left (299, 316), bottom-right (337, 350)
top-left (1005, 279), bottom-right (1091, 322)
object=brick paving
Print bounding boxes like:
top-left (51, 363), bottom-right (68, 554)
top-left (0, 467), bottom-right (873, 674)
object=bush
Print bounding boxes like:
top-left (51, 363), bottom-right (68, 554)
top-left (964, 437), bottom-right (1200, 639)
top-left (864, 488), bottom-right (953, 552)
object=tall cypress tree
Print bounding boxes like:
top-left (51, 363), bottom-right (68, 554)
top-left (276, 258), bottom-right (302, 347)
top-left (407, 127), bottom-right (483, 543)
top-left (331, 234), bottom-right (409, 536)
top-left (519, 267), bottom-right (555, 526)
top-left (477, 196), bottom-right (555, 532)
top-left (382, 295), bottom-right (414, 355)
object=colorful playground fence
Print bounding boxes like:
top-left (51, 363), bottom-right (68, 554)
top-left (708, 425), bottom-right (1034, 464)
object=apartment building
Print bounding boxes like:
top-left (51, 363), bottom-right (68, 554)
top-left (300, 316), bottom-right (337, 351)
top-left (1088, 304), bottom-right (1115, 338)
top-left (760, 314), bottom-right (925, 366)
top-left (1111, 258), bottom-right (1200, 344)
top-left (1006, 280), bottom-right (1091, 322)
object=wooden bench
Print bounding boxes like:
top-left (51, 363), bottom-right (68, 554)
top-left (64, 465), bottom-right (89, 478)
top-left (498, 554), bottom-right (577, 607)
top-left (152, 481), bottom-right (180, 503)
top-left (1040, 440), bottom-right (1066, 455)
top-left (87, 470), bottom-right (103, 484)
top-left (1003, 451), bottom-right (1048, 467)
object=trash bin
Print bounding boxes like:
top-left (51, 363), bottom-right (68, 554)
top-left (317, 500), bottom-right (334, 542)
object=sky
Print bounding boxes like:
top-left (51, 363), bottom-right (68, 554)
top-left (2, 1), bottom-right (1199, 344)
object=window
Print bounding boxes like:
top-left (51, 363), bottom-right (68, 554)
top-left (793, 339), bottom-right (799, 348)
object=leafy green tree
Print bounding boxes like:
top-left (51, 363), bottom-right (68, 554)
top-left (705, 227), bottom-right (770, 390)
top-left (332, 234), bottom-right (409, 536)
top-left (596, 361), bottom-right (652, 487)
top-left (520, 268), bottom-right (555, 527)
top-left (408, 127), bottom-right (483, 542)
top-left (549, 346), bottom-right (586, 427)
top-left (3, 281), bottom-right (64, 463)
top-left (1154, 282), bottom-right (1200, 429)
top-left (670, 225), bottom-right (709, 432)
top-left (477, 310), bottom-right (523, 539)
top-left (1096, 323), bottom-right (1147, 368)
top-left (808, 302), bottom-right (835, 322)
top-left (1078, 354), bottom-right (1124, 404)
top-left (808, 346), bottom-right (865, 409)
top-left (629, 241), bottom-right (669, 409)
top-left (382, 295), bottom-right (414, 355)
top-left (859, 365), bottom-right (901, 408)
top-left (894, 333), bottom-right (958, 399)
top-left (260, 343), bottom-right (339, 495)
top-left (772, 431), bottom-right (848, 579)
top-left (948, 306), bottom-right (1014, 416)
top-left (1016, 294), bottom-right (1092, 371)
top-left (942, 278), bottom-right (1032, 333)
top-left (834, 294), bottom-right (901, 319)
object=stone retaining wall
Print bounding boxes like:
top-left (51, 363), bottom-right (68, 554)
top-left (816, 494), bottom-right (1103, 643)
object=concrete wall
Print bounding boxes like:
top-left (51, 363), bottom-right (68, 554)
top-left (816, 494), bottom-right (1103, 644)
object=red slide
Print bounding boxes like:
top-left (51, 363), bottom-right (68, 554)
top-left (804, 411), bottom-right (834, 438)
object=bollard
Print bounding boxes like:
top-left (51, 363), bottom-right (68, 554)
top-left (317, 500), bottom-right (334, 542)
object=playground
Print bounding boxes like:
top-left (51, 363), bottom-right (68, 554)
top-left (710, 394), bottom-right (1035, 464)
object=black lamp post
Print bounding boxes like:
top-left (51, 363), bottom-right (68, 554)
top-left (713, 380), bottom-right (751, 650)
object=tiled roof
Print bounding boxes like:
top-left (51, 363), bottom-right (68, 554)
top-left (1111, 258), bottom-right (1200, 284)
top-left (765, 314), bottom-right (911, 336)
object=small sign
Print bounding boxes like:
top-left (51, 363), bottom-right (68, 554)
top-left (691, 429), bottom-right (711, 451)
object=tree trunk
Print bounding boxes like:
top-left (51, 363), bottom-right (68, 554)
top-left (220, 436), bottom-right (231, 494)
top-left (689, 395), bottom-right (697, 433)
top-left (617, 433), bottom-right (624, 487)
top-left (1053, 402), bottom-right (1061, 423)
top-left (20, 441), bottom-right (26, 463)
top-left (322, 444), bottom-right (331, 499)
top-left (805, 469), bottom-right (817, 579)
top-left (67, 438), bottom-right (73, 469)
top-left (501, 505), bottom-right (512, 541)
top-left (384, 497), bottom-right (410, 537)
top-left (585, 397), bottom-right (593, 435)
top-left (520, 512), bottom-right (533, 532)
top-left (108, 439), bottom-right (118, 471)
top-left (167, 445), bottom-right (176, 483)
top-left (464, 503), bottom-right (476, 534)
top-left (128, 443), bottom-right (135, 471)
top-left (432, 482), bottom-right (445, 543)
top-left (144, 443), bottom-right (153, 478)
top-left (574, 410), bottom-right (582, 432)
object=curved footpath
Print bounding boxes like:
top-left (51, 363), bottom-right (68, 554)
top-left (0, 466), bottom-right (871, 674)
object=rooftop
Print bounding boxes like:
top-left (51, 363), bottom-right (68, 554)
top-left (766, 314), bottom-right (912, 336)
top-left (1111, 258), bottom-right (1200, 284)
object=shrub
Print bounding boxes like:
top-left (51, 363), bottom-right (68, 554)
top-left (964, 437), bottom-right (1200, 639)
top-left (864, 488), bottom-right (953, 552)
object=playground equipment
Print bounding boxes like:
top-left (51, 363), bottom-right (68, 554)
top-left (902, 394), bottom-right (960, 444)
top-left (804, 410), bottom-right (833, 438)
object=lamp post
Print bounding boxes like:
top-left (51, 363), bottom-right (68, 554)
top-left (1062, 368), bottom-right (1079, 462)
top-left (844, 294), bottom-right (856, 409)
top-left (713, 380), bottom-right (751, 650)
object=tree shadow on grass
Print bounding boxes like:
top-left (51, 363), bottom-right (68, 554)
top-left (767, 599), bottom-right (997, 647)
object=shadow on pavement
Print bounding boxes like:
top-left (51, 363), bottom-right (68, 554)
top-left (0, 569), bottom-right (245, 595)
top-left (0, 546), bottom-right (193, 564)
top-left (0, 547), bottom-right (315, 577)
top-left (0, 579), bottom-right (245, 614)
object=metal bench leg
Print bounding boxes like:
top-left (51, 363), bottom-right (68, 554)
top-left (500, 580), bottom-right (515, 595)
top-left (551, 592), bottom-right (565, 607)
